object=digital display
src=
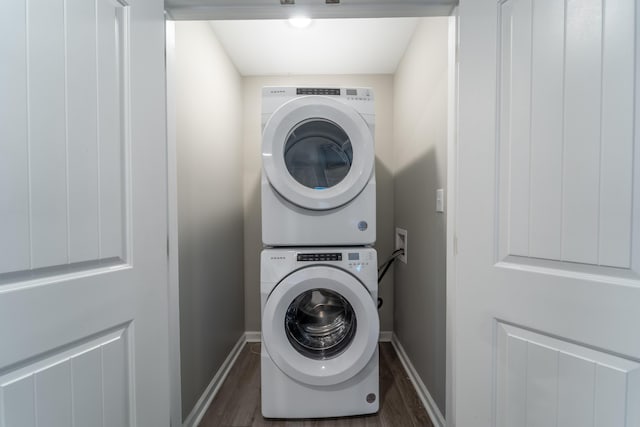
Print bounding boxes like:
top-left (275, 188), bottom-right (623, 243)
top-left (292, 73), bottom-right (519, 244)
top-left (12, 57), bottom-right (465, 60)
top-left (348, 253), bottom-right (359, 261)
top-left (297, 88), bottom-right (340, 96)
top-left (346, 89), bottom-right (357, 96)
top-left (297, 253), bottom-right (342, 262)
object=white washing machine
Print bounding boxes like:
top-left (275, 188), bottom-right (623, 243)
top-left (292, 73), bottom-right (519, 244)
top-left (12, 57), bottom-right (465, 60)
top-left (261, 87), bottom-right (376, 246)
top-left (261, 247), bottom-right (379, 419)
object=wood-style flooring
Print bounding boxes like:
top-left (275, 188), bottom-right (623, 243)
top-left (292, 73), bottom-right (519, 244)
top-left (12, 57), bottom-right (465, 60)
top-left (199, 342), bottom-right (434, 427)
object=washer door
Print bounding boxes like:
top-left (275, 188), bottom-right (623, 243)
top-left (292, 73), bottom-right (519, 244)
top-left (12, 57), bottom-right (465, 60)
top-left (262, 266), bottom-right (379, 386)
top-left (262, 96), bottom-right (374, 210)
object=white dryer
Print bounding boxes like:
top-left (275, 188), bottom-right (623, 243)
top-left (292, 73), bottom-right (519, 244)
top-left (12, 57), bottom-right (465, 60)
top-left (261, 247), bottom-right (379, 419)
top-left (261, 87), bottom-right (376, 246)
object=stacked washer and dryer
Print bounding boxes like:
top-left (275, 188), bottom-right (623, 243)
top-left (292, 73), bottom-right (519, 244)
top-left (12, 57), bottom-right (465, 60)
top-left (260, 87), bottom-right (380, 419)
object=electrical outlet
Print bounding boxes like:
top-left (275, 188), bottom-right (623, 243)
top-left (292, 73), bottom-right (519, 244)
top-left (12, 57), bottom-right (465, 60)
top-left (395, 227), bottom-right (407, 264)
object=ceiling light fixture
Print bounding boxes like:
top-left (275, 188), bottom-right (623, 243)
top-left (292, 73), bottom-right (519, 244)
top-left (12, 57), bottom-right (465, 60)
top-left (288, 16), bottom-right (312, 29)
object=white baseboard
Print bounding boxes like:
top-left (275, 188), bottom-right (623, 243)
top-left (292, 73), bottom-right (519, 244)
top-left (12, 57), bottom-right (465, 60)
top-left (379, 331), bottom-right (393, 342)
top-left (182, 334), bottom-right (246, 427)
top-left (245, 331), bottom-right (261, 342)
top-left (391, 334), bottom-right (446, 427)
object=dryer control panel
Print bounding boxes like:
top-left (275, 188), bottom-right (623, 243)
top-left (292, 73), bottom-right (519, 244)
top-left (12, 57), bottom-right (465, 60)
top-left (261, 86), bottom-right (375, 128)
top-left (296, 88), bottom-right (341, 96)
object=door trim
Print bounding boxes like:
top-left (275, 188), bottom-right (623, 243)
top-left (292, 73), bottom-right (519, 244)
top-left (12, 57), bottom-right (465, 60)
top-left (165, 19), bottom-right (182, 427)
top-left (445, 9), bottom-right (459, 427)
top-left (165, 2), bottom-right (457, 21)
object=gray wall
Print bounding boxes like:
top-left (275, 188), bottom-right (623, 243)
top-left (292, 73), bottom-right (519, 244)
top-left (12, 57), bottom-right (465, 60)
top-left (175, 22), bottom-right (245, 421)
top-left (242, 75), bottom-right (396, 333)
top-left (392, 17), bottom-right (450, 416)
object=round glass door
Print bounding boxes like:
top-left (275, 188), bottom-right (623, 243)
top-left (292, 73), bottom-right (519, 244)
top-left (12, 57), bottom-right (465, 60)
top-left (262, 266), bottom-right (379, 387)
top-left (285, 288), bottom-right (356, 360)
top-left (262, 96), bottom-right (374, 210)
top-left (284, 119), bottom-right (353, 190)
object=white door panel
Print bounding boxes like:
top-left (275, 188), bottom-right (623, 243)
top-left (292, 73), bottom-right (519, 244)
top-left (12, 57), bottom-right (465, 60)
top-left (496, 323), bottom-right (640, 427)
top-left (0, 0), bottom-right (29, 274)
top-left (457, 0), bottom-right (640, 425)
top-left (67, 0), bottom-right (101, 264)
top-left (0, 0), bottom-right (126, 275)
top-left (496, 0), bottom-right (636, 269)
top-left (1, 328), bottom-right (128, 427)
top-left (0, 0), bottom-right (169, 425)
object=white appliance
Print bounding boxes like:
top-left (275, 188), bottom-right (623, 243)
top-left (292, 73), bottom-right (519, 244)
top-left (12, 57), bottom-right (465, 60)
top-left (261, 87), bottom-right (376, 246)
top-left (261, 247), bottom-right (380, 419)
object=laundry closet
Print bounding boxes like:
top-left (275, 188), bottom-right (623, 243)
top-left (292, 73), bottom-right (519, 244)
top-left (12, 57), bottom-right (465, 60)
top-left (167, 13), bottom-right (452, 425)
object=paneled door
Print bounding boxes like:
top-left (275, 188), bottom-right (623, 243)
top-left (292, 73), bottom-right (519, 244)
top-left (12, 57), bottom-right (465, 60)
top-left (0, 0), bottom-right (170, 425)
top-left (456, 0), bottom-right (640, 425)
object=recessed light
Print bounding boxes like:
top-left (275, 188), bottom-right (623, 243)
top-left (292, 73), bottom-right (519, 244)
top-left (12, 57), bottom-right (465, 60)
top-left (288, 16), bottom-right (312, 29)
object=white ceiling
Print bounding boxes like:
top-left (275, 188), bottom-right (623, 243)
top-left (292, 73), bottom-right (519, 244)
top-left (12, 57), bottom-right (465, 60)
top-left (209, 18), bottom-right (420, 76)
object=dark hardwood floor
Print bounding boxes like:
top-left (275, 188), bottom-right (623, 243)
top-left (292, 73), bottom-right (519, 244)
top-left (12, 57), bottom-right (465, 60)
top-left (199, 342), bottom-right (435, 427)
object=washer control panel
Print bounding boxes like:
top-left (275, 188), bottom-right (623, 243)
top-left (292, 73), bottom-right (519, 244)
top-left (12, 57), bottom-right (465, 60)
top-left (297, 253), bottom-right (342, 262)
top-left (347, 250), bottom-right (374, 269)
top-left (294, 250), bottom-right (375, 270)
top-left (263, 248), bottom-right (377, 283)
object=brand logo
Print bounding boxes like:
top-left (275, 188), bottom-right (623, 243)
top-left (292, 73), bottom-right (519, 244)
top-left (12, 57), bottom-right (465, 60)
top-left (270, 256), bottom-right (286, 260)
top-left (357, 221), bottom-right (368, 231)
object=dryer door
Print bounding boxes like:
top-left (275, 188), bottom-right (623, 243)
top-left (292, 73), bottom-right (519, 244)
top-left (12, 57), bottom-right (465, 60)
top-left (262, 266), bottom-right (379, 387)
top-left (262, 96), bottom-right (374, 210)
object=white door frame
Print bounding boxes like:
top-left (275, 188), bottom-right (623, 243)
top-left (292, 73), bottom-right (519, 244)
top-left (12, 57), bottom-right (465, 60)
top-left (165, 19), bottom-right (183, 427)
top-left (164, 7), bottom-right (461, 427)
top-left (445, 8), bottom-right (459, 427)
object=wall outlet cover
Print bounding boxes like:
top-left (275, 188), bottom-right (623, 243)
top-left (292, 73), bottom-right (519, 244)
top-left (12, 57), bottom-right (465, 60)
top-left (395, 227), bottom-right (407, 263)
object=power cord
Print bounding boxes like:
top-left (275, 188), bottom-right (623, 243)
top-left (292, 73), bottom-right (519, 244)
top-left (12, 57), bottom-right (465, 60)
top-left (378, 248), bottom-right (404, 283)
top-left (377, 248), bottom-right (405, 310)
